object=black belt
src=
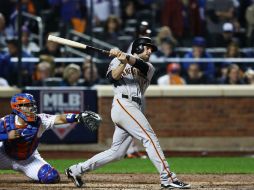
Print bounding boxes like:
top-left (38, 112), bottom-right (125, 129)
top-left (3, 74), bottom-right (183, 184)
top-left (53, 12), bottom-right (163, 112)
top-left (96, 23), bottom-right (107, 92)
top-left (122, 94), bottom-right (141, 105)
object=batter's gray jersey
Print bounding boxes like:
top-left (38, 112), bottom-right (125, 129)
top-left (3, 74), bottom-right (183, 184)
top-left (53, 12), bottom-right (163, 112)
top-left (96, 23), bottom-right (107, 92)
top-left (70, 57), bottom-right (177, 186)
top-left (107, 57), bottom-right (155, 101)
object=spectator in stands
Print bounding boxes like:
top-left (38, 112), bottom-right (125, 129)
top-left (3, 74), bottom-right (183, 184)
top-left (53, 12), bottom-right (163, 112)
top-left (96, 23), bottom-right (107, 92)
top-left (216, 22), bottom-right (238, 47)
top-left (121, 2), bottom-right (141, 43)
top-left (157, 63), bottom-right (185, 85)
top-left (101, 15), bottom-right (122, 46)
top-left (244, 68), bottom-right (254, 84)
top-left (5, 0), bottom-right (36, 37)
top-left (225, 41), bottom-right (241, 58)
top-left (161, 0), bottom-right (184, 39)
top-left (31, 1), bottom-right (50, 16)
top-left (21, 25), bottom-right (40, 54)
top-left (216, 63), bottom-right (229, 83)
top-left (184, 63), bottom-right (210, 84)
top-left (48, 0), bottom-right (87, 34)
top-left (205, 0), bottom-right (236, 47)
top-left (0, 0), bottom-right (15, 28)
top-left (150, 37), bottom-right (178, 63)
top-left (20, 0), bottom-right (36, 15)
top-left (39, 34), bottom-right (64, 77)
top-left (60, 64), bottom-right (81, 86)
top-left (40, 34), bottom-right (62, 57)
top-left (245, 1), bottom-right (254, 47)
top-left (182, 37), bottom-right (215, 81)
top-left (218, 64), bottom-right (245, 84)
top-left (39, 54), bottom-right (65, 78)
top-left (186, 0), bottom-right (204, 37)
top-left (121, 0), bottom-right (137, 23)
top-left (79, 58), bottom-right (108, 87)
top-left (155, 26), bottom-right (177, 47)
top-left (86, 0), bottom-right (120, 27)
top-left (3, 38), bottom-right (34, 86)
top-left (121, 0), bottom-right (136, 29)
top-left (192, 0), bottom-right (207, 36)
top-left (32, 61), bottom-right (53, 86)
top-left (224, 41), bottom-right (247, 71)
top-left (0, 13), bottom-right (6, 49)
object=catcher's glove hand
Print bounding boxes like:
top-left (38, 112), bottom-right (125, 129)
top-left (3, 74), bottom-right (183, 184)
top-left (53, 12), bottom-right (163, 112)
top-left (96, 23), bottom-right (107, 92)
top-left (76, 111), bottom-right (102, 131)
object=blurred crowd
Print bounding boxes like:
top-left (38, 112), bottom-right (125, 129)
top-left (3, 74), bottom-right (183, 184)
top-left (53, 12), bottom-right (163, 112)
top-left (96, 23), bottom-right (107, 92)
top-left (0, 0), bottom-right (254, 87)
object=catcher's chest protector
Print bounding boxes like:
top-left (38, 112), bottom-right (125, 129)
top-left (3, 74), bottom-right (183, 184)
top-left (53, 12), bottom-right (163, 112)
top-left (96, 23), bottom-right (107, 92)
top-left (3, 114), bottom-right (40, 160)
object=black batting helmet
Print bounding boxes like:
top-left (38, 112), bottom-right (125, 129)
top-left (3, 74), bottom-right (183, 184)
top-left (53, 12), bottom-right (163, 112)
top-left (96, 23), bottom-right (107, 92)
top-left (131, 37), bottom-right (157, 54)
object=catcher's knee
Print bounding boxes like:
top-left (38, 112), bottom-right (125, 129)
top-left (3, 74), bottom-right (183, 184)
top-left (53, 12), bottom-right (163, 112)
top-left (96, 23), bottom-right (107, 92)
top-left (38, 164), bottom-right (60, 183)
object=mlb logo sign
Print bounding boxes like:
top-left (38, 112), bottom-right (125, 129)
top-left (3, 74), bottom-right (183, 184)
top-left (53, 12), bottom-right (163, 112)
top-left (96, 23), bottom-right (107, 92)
top-left (40, 90), bottom-right (84, 140)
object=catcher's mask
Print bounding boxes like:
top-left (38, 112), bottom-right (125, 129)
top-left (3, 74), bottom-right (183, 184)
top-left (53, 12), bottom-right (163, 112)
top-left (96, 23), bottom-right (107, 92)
top-left (131, 37), bottom-right (157, 54)
top-left (11, 93), bottom-right (37, 122)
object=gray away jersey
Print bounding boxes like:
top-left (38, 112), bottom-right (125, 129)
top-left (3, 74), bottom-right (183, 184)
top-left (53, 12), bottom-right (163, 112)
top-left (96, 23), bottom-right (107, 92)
top-left (107, 57), bottom-right (155, 99)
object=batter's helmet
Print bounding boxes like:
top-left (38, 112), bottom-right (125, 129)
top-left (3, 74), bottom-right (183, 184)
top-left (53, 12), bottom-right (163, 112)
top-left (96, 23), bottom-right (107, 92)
top-left (131, 37), bottom-right (157, 54)
top-left (11, 93), bottom-right (37, 122)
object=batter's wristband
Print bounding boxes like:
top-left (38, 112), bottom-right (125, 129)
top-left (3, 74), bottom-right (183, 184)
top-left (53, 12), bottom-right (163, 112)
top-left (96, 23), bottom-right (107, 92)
top-left (66, 114), bottom-right (77, 123)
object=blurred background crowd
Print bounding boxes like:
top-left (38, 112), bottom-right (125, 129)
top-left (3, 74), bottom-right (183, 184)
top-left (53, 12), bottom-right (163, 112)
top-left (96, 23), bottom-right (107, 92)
top-left (0, 0), bottom-right (254, 87)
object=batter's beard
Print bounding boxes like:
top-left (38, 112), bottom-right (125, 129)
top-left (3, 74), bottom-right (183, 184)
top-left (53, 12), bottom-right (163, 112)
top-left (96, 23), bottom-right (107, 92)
top-left (140, 55), bottom-right (149, 62)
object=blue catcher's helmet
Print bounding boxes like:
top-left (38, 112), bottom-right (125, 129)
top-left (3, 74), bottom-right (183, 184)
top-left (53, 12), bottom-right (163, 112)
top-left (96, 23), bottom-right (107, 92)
top-left (10, 93), bottom-right (37, 122)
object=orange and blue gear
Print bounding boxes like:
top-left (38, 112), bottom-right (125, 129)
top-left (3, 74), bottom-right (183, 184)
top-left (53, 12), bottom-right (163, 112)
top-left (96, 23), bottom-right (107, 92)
top-left (0, 114), bottom-right (40, 160)
top-left (11, 93), bottom-right (37, 122)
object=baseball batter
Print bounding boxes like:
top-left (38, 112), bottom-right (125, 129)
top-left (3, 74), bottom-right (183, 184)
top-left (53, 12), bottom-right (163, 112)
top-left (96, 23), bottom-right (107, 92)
top-left (0, 93), bottom-right (100, 183)
top-left (66, 37), bottom-right (190, 189)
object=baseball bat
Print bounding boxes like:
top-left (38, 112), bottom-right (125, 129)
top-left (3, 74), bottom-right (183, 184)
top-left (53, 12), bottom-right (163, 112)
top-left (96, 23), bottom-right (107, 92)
top-left (47, 35), bottom-right (110, 55)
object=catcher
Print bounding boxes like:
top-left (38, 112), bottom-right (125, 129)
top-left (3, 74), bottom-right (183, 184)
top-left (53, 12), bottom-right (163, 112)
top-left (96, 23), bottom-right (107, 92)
top-left (0, 93), bottom-right (101, 183)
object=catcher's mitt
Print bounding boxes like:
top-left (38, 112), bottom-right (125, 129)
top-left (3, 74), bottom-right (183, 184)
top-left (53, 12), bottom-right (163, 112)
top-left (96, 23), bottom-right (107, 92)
top-left (76, 111), bottom-right (102, 131)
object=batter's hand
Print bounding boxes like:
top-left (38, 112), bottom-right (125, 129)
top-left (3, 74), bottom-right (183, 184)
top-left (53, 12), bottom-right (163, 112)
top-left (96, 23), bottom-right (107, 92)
top-left (109, 48), bottom-right (121, 57)
top-left (109, 49), bottom-right (128, 64)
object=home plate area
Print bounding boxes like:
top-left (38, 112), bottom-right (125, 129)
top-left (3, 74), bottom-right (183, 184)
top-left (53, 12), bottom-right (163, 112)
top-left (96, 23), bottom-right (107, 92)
top-left (0, 173), bottom-right (254, 190)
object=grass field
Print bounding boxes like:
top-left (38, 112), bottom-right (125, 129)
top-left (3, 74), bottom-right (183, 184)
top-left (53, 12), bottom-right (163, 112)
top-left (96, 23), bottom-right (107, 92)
top-left (1, 157), bottom-right (254, 174)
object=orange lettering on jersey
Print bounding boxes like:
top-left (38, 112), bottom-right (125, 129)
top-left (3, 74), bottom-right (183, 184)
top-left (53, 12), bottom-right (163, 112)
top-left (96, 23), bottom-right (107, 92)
top-left (122, 67), bottom-right (131, 76)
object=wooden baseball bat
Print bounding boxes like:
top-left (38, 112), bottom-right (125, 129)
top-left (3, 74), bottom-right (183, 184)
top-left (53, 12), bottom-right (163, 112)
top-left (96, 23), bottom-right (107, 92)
top-left (47, 35), bottom-right (110, 55)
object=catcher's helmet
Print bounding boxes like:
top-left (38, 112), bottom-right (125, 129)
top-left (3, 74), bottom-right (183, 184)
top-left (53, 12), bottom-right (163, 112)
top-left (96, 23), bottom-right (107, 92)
top-left (131, 37), bottom-right (157, 54)
top-left (11, 93), bottom-right (37, 122)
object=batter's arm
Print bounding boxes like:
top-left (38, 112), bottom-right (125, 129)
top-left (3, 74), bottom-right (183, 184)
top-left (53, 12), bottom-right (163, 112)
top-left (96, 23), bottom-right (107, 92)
top-left (110, 49), bottom-right (150, 76)
top-left (109, 49), bottom-right (127, 80)
top-left (110, 63), bottom-right (127, 80)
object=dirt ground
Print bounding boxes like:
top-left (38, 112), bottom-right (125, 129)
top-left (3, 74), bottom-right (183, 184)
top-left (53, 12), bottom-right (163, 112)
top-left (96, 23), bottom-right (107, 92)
top-left (0, 173), bottom-right (253, 190)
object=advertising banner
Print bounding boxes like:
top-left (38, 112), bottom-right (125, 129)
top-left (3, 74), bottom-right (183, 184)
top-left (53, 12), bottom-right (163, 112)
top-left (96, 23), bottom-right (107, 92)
top-left (24, 87), bottom-right (98, 144)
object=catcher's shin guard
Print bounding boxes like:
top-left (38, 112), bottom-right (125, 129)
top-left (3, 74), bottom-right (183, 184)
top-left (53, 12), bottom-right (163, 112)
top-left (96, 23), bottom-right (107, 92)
top-left (65, 168), bottom-right (84, 188)
top-left (38, 164), bottom-right (60, 183)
